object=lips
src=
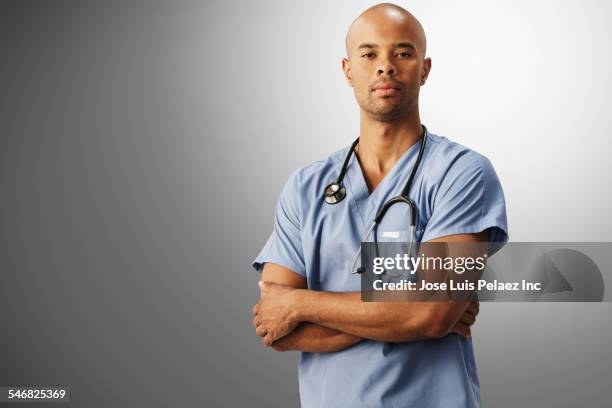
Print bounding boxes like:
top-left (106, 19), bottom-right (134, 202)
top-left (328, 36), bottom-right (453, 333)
top-left (372, 82), bottom-right (401, 96)
top-left (373, 83), bottom-right (401, 91)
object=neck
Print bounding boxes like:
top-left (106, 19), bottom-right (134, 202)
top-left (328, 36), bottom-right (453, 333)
top-left (356, 109), bottom-right (423, 175)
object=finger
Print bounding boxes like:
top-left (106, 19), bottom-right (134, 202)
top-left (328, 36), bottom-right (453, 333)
top-left (460, 313), bottom-right (475, 327)
top-left (466, 302), bottom-right (477, 315)
top-left (263, 333), bottom-right (274, 347)
top-left (454, 322), bottom-right (468, 336)
top-left (464, 301), bottom-right (478, 318)
top-left (452, 322), bottom-right (471, 338)
top-left (256, 325), bottom-right (267, 337)
top-left (463, 306), bottom-right (476, 319)
top-left (252, 304), bottom-right (259, 316)
top-left (465, 311), bottom-right (476, 324)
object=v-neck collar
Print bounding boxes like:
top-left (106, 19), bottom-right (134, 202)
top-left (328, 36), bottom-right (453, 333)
top-left (344, 139), bottom-right (423, 224)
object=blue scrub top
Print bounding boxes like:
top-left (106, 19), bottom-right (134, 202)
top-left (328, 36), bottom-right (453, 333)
top-left (253, 131), bottom-right (508, 408)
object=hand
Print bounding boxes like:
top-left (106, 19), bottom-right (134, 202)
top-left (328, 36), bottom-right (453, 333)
top-left (252, 281), bottom-right (300, 347)
top-left (450, 300), bottom-right (479, 338)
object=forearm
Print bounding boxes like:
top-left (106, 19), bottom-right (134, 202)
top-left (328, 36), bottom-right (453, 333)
top-left (272, 322), bottom-right (363, 353)
top-left (292, 290), bottom-right (465, 342)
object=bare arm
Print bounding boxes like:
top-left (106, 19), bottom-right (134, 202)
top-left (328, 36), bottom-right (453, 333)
top-left (254, 263), bottom-right (363, 352)
top-left (270, 322), bottom-right (362, 352)
top-left (255, 232), bottom-right (486, 345)
top-left (289, 291), bottom-right (463, 342)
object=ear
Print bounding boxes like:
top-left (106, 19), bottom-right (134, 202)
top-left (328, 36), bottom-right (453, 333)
top-left (420, 57), bottom-right (432, 86)
top-left (342, 57), bottom-right (353, 87)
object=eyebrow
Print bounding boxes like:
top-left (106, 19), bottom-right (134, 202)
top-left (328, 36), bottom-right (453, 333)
top-left (357, 42), bottom-right (417, 51)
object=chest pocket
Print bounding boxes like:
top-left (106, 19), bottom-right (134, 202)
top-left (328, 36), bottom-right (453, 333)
top-left (378, 228), bottom-right (425, 243)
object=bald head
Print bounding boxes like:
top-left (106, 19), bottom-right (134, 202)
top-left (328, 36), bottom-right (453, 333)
top-left (345, 3), bottom-right (427, 59)
top-left (340, 3), bottom-right (431, 122)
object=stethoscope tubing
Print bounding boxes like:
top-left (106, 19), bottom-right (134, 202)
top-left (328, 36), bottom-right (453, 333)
top-left (324, 125), bottom-right (428, 276)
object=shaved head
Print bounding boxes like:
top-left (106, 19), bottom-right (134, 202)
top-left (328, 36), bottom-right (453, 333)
top-left (345, 3), bottom-right (427, 59)
top-left (341, 3), bottom-right (431, 122)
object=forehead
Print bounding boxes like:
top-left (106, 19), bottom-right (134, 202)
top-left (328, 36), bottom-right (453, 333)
top-left (346, 14), bottom-right (424, 56)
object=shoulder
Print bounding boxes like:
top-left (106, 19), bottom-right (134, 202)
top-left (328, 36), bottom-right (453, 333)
top-left (282, 146), bottom-right (350, 196)
top-left (274, 146), bottom-right (350, 220)
top-left (419, 131), bottom-right (508, 244)
top-left (422, 132), bottom-right (498, 186)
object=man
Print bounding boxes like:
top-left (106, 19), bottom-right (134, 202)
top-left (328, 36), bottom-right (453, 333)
top-left (252, 3), bottom-right (508, 407)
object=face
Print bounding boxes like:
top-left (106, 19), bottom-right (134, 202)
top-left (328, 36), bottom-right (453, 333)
top-left (343, 14), bottom-right (431, 122)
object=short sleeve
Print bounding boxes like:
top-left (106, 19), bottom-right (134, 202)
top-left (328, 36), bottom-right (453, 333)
top-left (252, 171), bottom-right (306, 277)
top-left (421, 152), bottom-right (509, 246)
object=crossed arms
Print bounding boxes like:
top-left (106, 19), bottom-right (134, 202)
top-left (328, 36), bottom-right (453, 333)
top-left (252, 231), bottom-right (486, 352)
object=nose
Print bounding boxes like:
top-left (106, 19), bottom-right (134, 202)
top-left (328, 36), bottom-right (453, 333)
top-left (376, 60), bottom-right (396, 76)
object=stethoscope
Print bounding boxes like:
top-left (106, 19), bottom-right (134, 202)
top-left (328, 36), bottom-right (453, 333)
top-left (323, 125), bottom-right (428, 275)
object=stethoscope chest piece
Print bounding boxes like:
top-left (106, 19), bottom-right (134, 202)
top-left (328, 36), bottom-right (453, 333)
top-left (324, 183), bottom-right (346, 204)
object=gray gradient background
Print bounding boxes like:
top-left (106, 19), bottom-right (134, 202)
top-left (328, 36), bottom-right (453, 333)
top-left (1, 0), bottom-right (611, 407)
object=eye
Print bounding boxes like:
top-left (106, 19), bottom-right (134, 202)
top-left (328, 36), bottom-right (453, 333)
top-left (396, 52), bottom-right (412, 58)
top-left (361, 52), bottom-right (376, 59)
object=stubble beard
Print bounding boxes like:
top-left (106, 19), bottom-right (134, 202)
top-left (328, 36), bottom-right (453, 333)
top-left (358, 92), bottom-right (414, 122)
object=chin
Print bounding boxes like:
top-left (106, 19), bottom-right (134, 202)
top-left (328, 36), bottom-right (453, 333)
top-left (370, 106), bottom-right (403, 121)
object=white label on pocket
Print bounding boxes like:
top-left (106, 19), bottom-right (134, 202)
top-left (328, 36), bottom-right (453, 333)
top-left (382, 231), bottom-right (400, 239)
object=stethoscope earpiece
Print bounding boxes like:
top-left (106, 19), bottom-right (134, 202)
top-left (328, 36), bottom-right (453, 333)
top-left (324, 183), bottom-right (346, 204)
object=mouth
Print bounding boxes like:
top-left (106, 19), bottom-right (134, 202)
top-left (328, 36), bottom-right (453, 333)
top-left (372, 83), bottom-right (402, 97)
